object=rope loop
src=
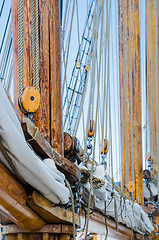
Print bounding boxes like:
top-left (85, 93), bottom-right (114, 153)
top-left (92, 176), bottom-right (105, 189)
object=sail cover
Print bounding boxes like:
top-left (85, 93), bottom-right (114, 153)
top-left (0, 82), bottom-right (70, 204)
top-left (80, 164), bottom-right (154, 235)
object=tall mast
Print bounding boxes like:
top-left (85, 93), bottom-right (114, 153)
top-left (118, 0), bottom-right (143, 204)
top-left (12, 0), bottom-right (63, 155)
top-left (146, 0), bottom-right (158, 173)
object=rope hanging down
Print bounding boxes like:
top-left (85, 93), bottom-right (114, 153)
top-left (18, 0), bottom-right (40, 114)
top-left (18, 0), bottom-right (40, 95)
top-left (85, 0), bottom-right (104, 238)
top-left (18, 0), bottom-right (24, 97)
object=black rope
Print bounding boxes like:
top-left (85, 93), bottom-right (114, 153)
top-left (0, 34), bottom-right (12, 78)
top-left (0, 7), bottom-right (11, 54)
top-left (104, 201), bottom-right (108, 240)
top-left (0, 0), bottom-right (5, 18)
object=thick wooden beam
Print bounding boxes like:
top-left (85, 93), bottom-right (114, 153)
top-left (4, 224), bottom-right (73, 234)
top-left (49, 0), bottom-right (63, 155)
top-left (0, 163), bottom-right (45, 230)
top-left (33, 0), bottom-right (50, 142)
top-left (27, 191), bottom-right (79, 225)
top-left (12, 0), bottom-right (63, 151)
top-left (21, 117), bottom-right (80, 184)
top-left (118, 0), bottom-right (143, 204)
top-left (0, 212), bottom-right (12, 225)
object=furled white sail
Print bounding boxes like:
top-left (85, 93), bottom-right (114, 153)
top-left (80, 164), bottom-right (154, 235)
top-left (0, 82), bottom-right (70, 204)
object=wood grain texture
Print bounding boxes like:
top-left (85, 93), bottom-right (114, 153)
top-left (146, 0), bottom-right (158, 174)
top-left (21, 117), bottom-right (80, 184)
top-left (33, 0), bottom-right (50, 142)
top-left (0, 163), bottom-right (45, 230)
top-left (27, 191), bottom-right (79, 226)
top-left (118, 0), bottom-right (143, 204)
top-left (49, 0), bottom-right (63, 155)
top-left (4, 224), bottom-right (73, 234)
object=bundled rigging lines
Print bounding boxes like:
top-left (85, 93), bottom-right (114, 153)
top-left (0, 0), bottom-right (13, 92)
top-left (62, 0), bottom-right (121, 181)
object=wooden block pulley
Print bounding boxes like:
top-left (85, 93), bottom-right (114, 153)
top-left (18, 86), bottom-right (40, 114)
top-left (88, 120), bottom-right (95, 137)
top-left (147, 152), bottom-right (153, 164)
top-left (127, 181), bottom-right (135, 194)
top-left (76, 62), bottom-right (81, 69)
top-left (100, 139), bottom-right (109, 155)
top-left (85, 65), bottom-right (89, 71)
top-left (143, 169), bottom-right (151, 180)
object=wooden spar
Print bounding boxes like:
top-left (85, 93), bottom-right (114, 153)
top-left (0, 163), bottom-right (45, 230)
top-left (50, 0), bottom-right (63, 155)
top-left (146, 0), bottom-right (158, 173)
top-left (32, 0), bottom-right (51, 143)
top-left (12, 0), bottom-right (34, 112)
top-left (118, 0), bottom-right (143, 204)
top-left (21, 117), bottom-right (80, 184)
top-left (12, 0), bottom-right (63, 154)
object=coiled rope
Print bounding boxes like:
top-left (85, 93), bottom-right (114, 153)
top-left (80, 168), bottom-right (105, 189)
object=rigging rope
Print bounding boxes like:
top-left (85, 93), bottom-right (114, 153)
top-left (18, 0), bottom-right (39, 98)
top-left (62, 0), bottom-right (76, 95)
top-left (0, 0), bottom-right (5, 18)
top-left (31, 0), bottom-right (36, 86)
top-left (74, 0), bottom-right (98, 137)
top-left (31, 0), bottom-right (39, 90)
top-left (85, 0), bottom-right (104, 238)
top-left (35, 0), bottom-right (39, 90)
top-left (18, 0), bottom-right (24, 97)
top-left (65, 180), bottom-right (76, 240)
top-left (0, 7), bottom-right (11, 54)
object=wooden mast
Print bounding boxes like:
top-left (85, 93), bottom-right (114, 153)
top-left (146, 0), bottom-right (158, 174)
top-left (118, 0), bottom-right (143, 205)
top-left (12, 0), bottom-right (63, 155)
top-left (7, 0), bottom-right (75, 239)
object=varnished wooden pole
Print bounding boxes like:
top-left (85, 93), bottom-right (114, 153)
top-left (12, 0), bottom-right (63, 154)
top-left (50, 0), bottom-right (63, 155)
top-left (146, 0), bottom-right (158, 173)
top-left (118, 0), bottom-right (143, 204)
